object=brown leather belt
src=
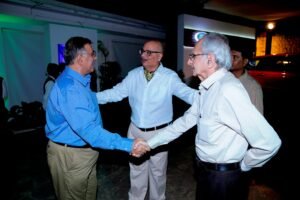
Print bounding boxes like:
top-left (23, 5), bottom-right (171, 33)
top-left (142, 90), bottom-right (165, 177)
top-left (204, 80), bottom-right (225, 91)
top-left (53, 141), bottom-right (90, 148)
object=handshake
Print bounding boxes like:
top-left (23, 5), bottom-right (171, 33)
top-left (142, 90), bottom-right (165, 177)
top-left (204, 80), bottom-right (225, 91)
top-left (131, 139), bottom-right (151, 157)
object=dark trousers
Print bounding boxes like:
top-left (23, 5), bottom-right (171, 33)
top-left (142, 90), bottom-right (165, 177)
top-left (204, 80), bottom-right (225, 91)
top-left (195, 157), bottom-right (249, 200)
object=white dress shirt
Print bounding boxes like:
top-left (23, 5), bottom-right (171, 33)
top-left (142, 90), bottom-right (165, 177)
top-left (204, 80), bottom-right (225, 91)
top-left (97, 64), bottom-right (197, 128)
top-left (148, 68), bottom-right (281, 171)
top-left (239, 70), bottom-right (264, 114)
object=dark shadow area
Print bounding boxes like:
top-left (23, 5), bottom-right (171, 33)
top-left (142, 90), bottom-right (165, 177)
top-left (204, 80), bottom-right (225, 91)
top-left (8, 128), bottom-right (54, 200)
top-left (1, 127), bottom-right (16, 200)
top-left (253, 88), bottom-right (299, 200)
top-left (98, 99), bottom-right (131, 165)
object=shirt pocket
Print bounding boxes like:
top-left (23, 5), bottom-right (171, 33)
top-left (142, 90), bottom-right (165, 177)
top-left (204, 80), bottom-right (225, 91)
top-left (197, 116), bottom-right (219, 144)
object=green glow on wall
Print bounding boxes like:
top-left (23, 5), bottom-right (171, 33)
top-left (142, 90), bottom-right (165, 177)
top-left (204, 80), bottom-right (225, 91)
top-left (0, 14), bottom-right (46, 108)
top-left (0, 14), bottom-right (44, 25)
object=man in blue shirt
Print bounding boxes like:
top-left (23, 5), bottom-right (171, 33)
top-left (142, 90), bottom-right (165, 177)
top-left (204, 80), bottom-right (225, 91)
top-left (97, 40), bottom-right (198, 200)
top-left (45, 36), bottom-right (149, 200)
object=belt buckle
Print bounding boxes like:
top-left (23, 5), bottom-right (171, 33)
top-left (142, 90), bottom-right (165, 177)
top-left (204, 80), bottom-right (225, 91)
top-left (217, 164), bottom-right (227, 172)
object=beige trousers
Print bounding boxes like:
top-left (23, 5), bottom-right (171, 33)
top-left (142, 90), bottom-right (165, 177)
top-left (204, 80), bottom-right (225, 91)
top-left (47, 140), bottom-right (99, 200)
top-left (128, 123), bottom-right (168, 200)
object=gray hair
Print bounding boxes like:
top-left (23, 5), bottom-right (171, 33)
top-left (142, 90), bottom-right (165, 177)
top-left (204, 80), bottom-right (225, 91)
top-left (201, 33), bottom-right (232, 70)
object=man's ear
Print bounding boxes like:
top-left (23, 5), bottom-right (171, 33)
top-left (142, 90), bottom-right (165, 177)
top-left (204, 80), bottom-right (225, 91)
top-left (207, 53), bottom-right (218, 71)
top-left (158, 53), bottom-right (163, 62)
top-left (243, 58), bottom-right (249, 67)
top-left (207, 53), bottom-right (215, 66)
top-left (74, 57), bottom-right (80, 66)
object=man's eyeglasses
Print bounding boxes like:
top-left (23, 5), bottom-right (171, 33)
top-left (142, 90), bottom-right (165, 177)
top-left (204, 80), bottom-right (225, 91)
top-left (81, 50), bottom-right (96, 58)
top-left (188, 53), bottom-right (207, 61)
top-left (89, 50), bottom-right (96, 58)
top-left (139, 49), bottom-right (162, 56)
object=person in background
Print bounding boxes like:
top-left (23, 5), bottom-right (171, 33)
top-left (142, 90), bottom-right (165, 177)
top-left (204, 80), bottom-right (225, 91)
top-left (0, 76), bottom-right (8, 126)
top-left (45, 36), bottom-right (149, 200)
top-left (147, 32), bottom-right (281, 200)
top-left (230, 46), bottom-right (264, 114)
top-left (0, 76), bottom-right (8, 101)
top-left (96, 40), bottom-right (198, 200)
top-left (42, 62), bottom-right (64, 110)
top-left (99, 61), bottom-right (122, 90)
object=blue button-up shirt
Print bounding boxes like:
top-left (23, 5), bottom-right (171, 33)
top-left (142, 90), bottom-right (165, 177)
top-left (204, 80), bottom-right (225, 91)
top-left (45, 67), bottom-right (133, 152)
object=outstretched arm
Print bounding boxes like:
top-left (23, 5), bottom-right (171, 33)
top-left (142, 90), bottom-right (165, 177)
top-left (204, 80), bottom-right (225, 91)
top-left (148, 94), bottom-right (200, 149)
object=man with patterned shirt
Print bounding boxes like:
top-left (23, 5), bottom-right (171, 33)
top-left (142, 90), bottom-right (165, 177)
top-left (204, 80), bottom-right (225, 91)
top-left (96, 40), bottom-right (197, 200)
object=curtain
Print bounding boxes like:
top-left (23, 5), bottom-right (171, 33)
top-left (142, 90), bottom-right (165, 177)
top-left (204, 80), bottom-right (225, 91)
top-left (1, 28), bottom-right (47, 108)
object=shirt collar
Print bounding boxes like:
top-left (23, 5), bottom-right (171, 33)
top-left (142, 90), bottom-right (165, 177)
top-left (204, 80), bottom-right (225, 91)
top-left (199, 68), bottom-right (227, 90)
top-left (48, 75), bottom-right (56, 80)
top-left (142, 63), bottom-right (164, 74)
top-left (65, 67), bottom-right (91, 87)
top-left (239, 69), bottom-right (249, 80)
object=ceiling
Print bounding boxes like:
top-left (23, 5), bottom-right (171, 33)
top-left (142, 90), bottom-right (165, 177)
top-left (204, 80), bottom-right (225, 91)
top-left (3, 0), bottom-right (300, 27)
top-left (55, 0), bottom-right (300, 25)
top-left (205, 0), bottom-right (300, 22)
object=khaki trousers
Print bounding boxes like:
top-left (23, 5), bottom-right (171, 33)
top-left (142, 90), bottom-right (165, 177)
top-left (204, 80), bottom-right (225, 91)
top-left (128, 123), bottom-right (168, 200)
top-left (47, 140), bottom-right (99, 200)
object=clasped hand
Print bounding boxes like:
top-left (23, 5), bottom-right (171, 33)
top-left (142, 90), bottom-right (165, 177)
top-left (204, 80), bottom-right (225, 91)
top-left (131, 138), bottom-right (150, 157)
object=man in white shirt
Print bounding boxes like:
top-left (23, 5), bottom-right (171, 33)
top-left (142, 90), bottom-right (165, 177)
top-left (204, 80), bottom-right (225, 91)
top-left (230, 47), bottom-right (264, 114)
top-left (147, 33), bottom-right (281, 200)
top-left (96, 40), bottom-right (197, 200)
